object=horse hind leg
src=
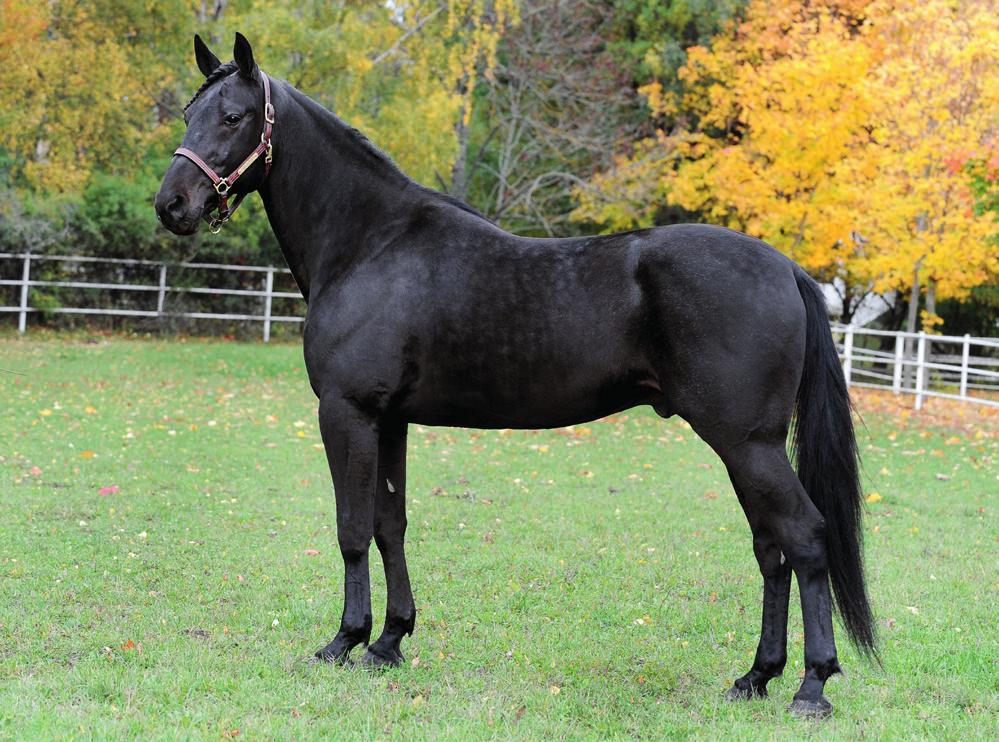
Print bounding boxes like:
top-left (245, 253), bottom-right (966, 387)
top-left (726, 500), bottom-right (792, 700)
top-left (719, 439), bottom-right (841, 717)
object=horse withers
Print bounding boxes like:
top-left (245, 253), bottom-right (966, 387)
top-left (155, 34), bottom-right (876, 718)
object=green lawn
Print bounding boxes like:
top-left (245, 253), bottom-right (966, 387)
top-left (0, 335), bottom-right (995, 740)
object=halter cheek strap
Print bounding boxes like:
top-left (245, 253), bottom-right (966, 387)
top-left (173, 71), bottom-right (274, 233)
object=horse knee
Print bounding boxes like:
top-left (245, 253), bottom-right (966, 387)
top-left (338, 540), bottom-right (370, 564)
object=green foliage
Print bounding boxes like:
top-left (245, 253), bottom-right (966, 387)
top-left (606, 0), bottom-right (745, 85)
top-left (72, 173), bottom-right (172, 259)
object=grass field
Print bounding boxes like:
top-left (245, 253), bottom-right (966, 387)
top-left (0, 335), bottom-right (995, 740)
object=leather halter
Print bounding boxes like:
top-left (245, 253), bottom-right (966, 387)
top-left (174, 71), bottom-right (274, 233)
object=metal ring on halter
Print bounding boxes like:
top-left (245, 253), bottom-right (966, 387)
top-left (215, 180), bottom-right (231, 196)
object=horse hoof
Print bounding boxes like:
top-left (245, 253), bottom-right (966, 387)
top-left (788, 696), bottom-right (833, 719)
top-left (358, 648), bottom-right (403, 669)
top-left (313, 643), bottom-right (353, 666)
top-left (725, 685), bottom-right (754, 701)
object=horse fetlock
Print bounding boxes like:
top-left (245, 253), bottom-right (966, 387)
top-left (754, 653), bottom-right (787, 678)
top-left (388, 608), bottom-right (416, 637)
top-left (806, 655), bottom-right (842, 682)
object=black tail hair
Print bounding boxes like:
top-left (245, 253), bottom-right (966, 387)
top-left (791, 267), bottom-right (877, 658)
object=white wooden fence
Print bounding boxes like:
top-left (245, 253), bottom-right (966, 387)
top-left (832, 324), bottom-right (999, 409)
top-left (2, 253), bottom-right (997, 408)
top-left (0, 252), bottom-right (303, 342)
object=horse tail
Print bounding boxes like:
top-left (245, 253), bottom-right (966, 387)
top-left (791, 266), bottom-right (877, 658)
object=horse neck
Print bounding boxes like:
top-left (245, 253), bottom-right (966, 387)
top-left (258, 81), bottom-right (416, 299)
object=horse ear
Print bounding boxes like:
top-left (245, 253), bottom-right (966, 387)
top-left (194, 34), bottom-right (221, 78)
top-left (233, 32), bottom-right (258, 79)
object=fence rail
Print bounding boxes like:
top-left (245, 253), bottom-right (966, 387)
top-left (3, 254), bottom-right (997, 408)
top-left (0, 252), bottom-right (304, 342)
top-left (832, 324), bottom-right (999, 409)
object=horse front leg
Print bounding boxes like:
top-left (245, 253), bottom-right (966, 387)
top-left (314, 396), bottom-right (379, 664)
top-left (359, 419), bottom-right (416, 668)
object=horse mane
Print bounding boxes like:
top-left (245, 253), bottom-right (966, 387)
top-left (185, 62), bottom-right (239, 111)
top-left (287, 88), bottom-right (494, 224)
top-left (424, 188), bottom-right (493, 222)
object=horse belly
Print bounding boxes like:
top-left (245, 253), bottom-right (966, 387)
top-left (400, 342), bottom-right (660, 429)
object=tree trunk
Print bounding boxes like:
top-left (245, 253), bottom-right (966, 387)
top-left (926, 277), bottom-right (937, 325)
top-left (905, 263), bottom-right (921, 335)
top-left (449, 102), bottom-right (469, 201)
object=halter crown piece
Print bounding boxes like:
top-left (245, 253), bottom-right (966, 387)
top-left (173, 71), bottom-right (274, 233)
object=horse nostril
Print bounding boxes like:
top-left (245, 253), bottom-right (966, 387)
top-left (166, 193), bottom-right (187, 218)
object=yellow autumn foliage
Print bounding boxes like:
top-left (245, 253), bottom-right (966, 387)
top-left (575, 0), bottom-right (998, 305)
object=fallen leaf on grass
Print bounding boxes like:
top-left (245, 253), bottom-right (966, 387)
top-left (935, 473), bottom-right (951, 481)
top-left (865, 492), bottom-right (883, 504)
top-left (304, 549), bottom-right (320, 556)
top-left (98, 485), bottom-right (119, 496)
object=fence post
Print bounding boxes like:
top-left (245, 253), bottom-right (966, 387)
top-left (262, 267), bottom-right (274, 343)
top-left (17, 253), bottom-right (31, 334)
top-left (842, 324), bottom-right (854, 386)
top-left (156, 264), bottom-right (168, 316)
top-left (892, 333), bottom-right (905, 393)
top-left (914, 331), bottom-right (927, 410)
top-left (959, 333), bottom-right (970, 400)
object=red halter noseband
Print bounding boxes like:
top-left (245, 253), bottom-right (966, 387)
top-left (174, 71), bottom-right (274, 233)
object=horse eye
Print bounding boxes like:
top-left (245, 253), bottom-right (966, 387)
top-left (224, 114), bottom-right (242, 126)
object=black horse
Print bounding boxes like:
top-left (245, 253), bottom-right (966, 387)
top-left (156, 34), bottom-right (875, 717)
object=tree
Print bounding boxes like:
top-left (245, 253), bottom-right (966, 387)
top-left (459, 0), bottom-right (747, 235)
top-left (573, 0), bottom-right (998, 327)
top-left (461, 0), bottom-right (635, 234)
top-left (0, 1), bottom-right (519, 262)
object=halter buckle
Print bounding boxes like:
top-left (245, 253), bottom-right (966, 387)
top-left (215, 180), bottom-right (230, 196)
top-left (264, 102), bottom-right (275, 124)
